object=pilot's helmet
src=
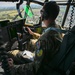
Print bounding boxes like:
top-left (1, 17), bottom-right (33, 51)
top-left (40, 1), bottom-right (60, 20)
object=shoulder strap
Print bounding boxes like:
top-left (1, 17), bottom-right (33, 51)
top-left (44, 27), bottom-right (67, 33)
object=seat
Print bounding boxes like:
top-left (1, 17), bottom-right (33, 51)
top-left (37, 26), bottom-right (75, 75)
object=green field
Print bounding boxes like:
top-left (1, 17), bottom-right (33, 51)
top-left (0, 9), bottom-right (41, 25)
top-left (0, 10), bottom-right (18, 21)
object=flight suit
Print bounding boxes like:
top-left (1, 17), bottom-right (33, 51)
top-left (9, 21), bottom-right (62, 75)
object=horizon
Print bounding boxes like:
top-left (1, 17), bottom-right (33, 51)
top-left (0, 1), bottom-right (42, 6)
top-left (0, 0), bottom-right (68, 6)
top-left (0, 2), bottom-right (42, 11)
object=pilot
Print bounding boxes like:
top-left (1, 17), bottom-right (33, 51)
top-left (7, 1), bottom-right (62, 75)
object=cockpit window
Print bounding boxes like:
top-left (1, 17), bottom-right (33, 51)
top-left (56, 5), bottom-right (66, 26)
top-left (56, 5), bottom-right (75, 28)
top-left (0, 2), bottom-right (42, 25)
top-left (0, 1), bottom-right (75, 28)
top-left (25, 3), bottom-right (42, 25)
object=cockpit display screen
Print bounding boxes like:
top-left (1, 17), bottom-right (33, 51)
top-left (0, 19), bottom-right (25, 42)
top-left (7, 19), bottom-right (25, 40)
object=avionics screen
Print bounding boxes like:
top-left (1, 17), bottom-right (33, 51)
top-left (0, 19), bottom-right (25, 42)
top-left (7, 19), bottom-right (25, 40)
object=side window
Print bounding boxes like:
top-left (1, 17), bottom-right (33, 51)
top-left (56, 5), bottom-right (75, 29)
top-left (56, 6), bottom-right (66, 26)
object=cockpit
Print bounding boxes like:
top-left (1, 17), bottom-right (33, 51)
top-left (0, 0), bottom-right (75, 75)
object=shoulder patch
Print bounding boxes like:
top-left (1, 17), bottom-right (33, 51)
top-left (37, 49), bottom-right (43, 57)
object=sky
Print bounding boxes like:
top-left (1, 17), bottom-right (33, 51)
top-left (0, 0), bottom-right (68, 6)
top-left (0, 2), bottom-right (16, 6)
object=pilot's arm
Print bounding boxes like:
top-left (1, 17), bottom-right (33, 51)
top-left (9, 40), bottom-right (44, 75)
top-left (27, 27), bottom-right (41, 39)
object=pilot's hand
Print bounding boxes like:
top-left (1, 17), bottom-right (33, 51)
top-left (1, 58), bottom-right (14, 68)
top-left (7, 58), bottom-right (14, 67)
top-left (27, 27), bottom-right (34, 35)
